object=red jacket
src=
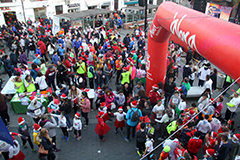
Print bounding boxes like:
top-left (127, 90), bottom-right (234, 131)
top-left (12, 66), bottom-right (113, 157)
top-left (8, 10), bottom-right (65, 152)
top-left (148, 90), bottom-right (160, 104)
top-left (112, 45), bottom-right (121, 53)
top-left (187, 137), bottom-right (203, 153)
top-left (37, 41), bottom-right (46, 54)
top-left (45, 68), bottom-right (55, 82)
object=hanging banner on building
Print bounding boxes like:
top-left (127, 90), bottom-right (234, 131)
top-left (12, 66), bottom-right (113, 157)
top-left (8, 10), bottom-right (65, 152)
top-left (52, 16), bottom-right (60, 35)
top-left (205, 2), bottom-right (232, 21)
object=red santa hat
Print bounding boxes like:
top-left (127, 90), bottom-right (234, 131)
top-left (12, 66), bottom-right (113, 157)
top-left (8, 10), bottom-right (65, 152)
top-left (100, 102), bottom-right (105, 107)
top-left (106, 39), bottom-right (109, 42)
top-left (34, 123), bottom-right (41, 131)
top-left (61, 28), bottom-right (64, 30)
top-left (210, 98), bottom-right (215, 103)
top-left (53, 98), bottom-right (60, 105)
top-left (206, 149), bottom-right (215, 157)
top-left (98, 111), bottom-right (105, 117)
top-left (211, 131), bottom-right (218, 138)
top-left (107, 45), bottom-right (111, 48)
top-left (233, 133), bottom-right (240, 140)
top-left (131, 101), bottom-right (137, 107)
top-left (97, 87), bottom-right (102, 91)
top-left (35, 54), bottom-right (40, 58)
top-left (18, 117), bottom-right (25, 125)
top-left (131, 60), bottom-right (135, 65)
top-left (118, 42), bottom-right (121, 45)
top-left (152, 84), bottom-right (159, 89)
top-left (131, 38), bottom-right (134, 41)
top-left (121, 43), bottom-right (125, 47)
top-left (75, 112), bottom-right (81, 118)
top-left (131, 50), bottom-right (135, 55)
top-left (80, 46), bottom-right (84, 49)
top-left (122, 67), bottom-right (127, 71)
top-left (118, 55), bottom-right (122, 59)
top-left (88, 44), bottom-right (91, 47)
top-left (69, 26), bottom-right (72, 29)
top-left (118, 106), bottom-right (123, 111)
top-left (61, 93), bottom-right (67, 99)
top-left (99, 46), bottom-right (103, 50)
top-left (123, 47), bottom-right (127, 51)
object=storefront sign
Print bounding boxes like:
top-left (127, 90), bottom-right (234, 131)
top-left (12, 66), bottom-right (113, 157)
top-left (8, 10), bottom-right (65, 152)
top-left (68, 3), bottom-right (80, 8)
top-left (205, 2), bottom-right (232, 21)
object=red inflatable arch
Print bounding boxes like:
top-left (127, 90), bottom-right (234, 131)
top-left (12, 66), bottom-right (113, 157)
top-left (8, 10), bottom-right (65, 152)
top-left (146, 2), bottom-right (240, 93)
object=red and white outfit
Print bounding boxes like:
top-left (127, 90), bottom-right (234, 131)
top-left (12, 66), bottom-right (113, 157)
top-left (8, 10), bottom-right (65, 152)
top-left (94, 112), bottom-right (111, 136)
top-left (98, 102), bottom-right (109, 122)
top-left (113, 108), bottom-right (126, 129)
top-left (9, 139), bottom-right (25, 160)
top-left (203, 132), bottom-right (218, 154)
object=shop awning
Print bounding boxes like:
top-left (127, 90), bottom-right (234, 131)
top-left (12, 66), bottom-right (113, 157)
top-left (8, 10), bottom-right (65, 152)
top-left (85, 0), bottom-right (103, 6)
top-left (124, 1), bottom-right (138, 5)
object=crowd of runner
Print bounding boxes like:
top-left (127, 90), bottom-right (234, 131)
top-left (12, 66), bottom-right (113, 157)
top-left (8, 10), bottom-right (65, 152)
top-left (0, 16), bottom-right (239, 160)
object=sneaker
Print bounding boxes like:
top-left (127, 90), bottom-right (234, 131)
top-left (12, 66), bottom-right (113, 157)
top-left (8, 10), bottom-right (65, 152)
top-left (114, 131), bottom-right (118, 134)
top-left (100, 139), bottom-right (106, 142)
top-left (74, 134), bottom-right (79, 138)
top-left (66, 137), bottom-right (69, 142)
top-left (54, 149), bottom-right (61, 152)
top-left (121, 130), bottom-right (124, 134)
top-left (61, 135), bottom-right (66, 140)
top-left (137, 150), bottom-right (142, 156)
top-left (69, 126), bottom-right (73, 131)
top-left (22, 144), bottom-right (27, 148)
top-left (77, 136), bottom-right (81, 141)
top-left (32, 149), bottom-right (37, 153)
top-left (125, 137), bottom-right (130, 143)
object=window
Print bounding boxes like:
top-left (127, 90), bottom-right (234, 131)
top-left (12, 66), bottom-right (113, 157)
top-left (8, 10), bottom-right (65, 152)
top-left (55, 5), bottom-right (63, 15)
top-left (1, 0), bottom-right (13, 2)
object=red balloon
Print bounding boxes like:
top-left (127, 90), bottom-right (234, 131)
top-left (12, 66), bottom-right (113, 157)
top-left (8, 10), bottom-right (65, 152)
top-left (147, 2), bottom-right (240, 93)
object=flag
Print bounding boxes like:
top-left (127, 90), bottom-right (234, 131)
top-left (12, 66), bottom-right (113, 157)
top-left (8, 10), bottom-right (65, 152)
top-left (0, 117), bottom-right (13, 146)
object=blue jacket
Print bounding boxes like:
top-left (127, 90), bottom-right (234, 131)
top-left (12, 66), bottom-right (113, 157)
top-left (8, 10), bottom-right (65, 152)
top-left (72, 39), bottom-right (77, 48)
top-left (58, 38), bottom-right (64, 47)
top-left (117, 19), bottom-right (123, 26)
top-left (31, 69), bottom-right (39, 80)
top-left (126, 107), bottom-right (142, 127)
top-left (181, 85), bottom-right (187, 96)
top-left (33, 58), bottom-right (41, 66)
top-left (103, 42), bottom-right (110, 52)
top-left (36, 48), bottom-right (41, 56)
top-left (52, 55), bottom-right (59, 65)
top-left (129, 41), bottom-right (134, 49)
top-left (75, 40), bottom-right (81, 49)
top-left (58, 47), bottom-right (65, 56)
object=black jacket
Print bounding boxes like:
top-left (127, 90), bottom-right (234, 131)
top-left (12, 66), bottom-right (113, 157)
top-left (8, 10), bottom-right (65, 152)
top-left (60, 101), bottom-right (72, 114)
top-left (10, 52), bottom-right (18, 65)
top-left (41, 136), bottom-right (54, 154)
top-left (57, 64), bottom-right (67, 75)
top-left (183, 65), bottom-right (192, 78)
top-left (164, 80), bottom-right (176, 94)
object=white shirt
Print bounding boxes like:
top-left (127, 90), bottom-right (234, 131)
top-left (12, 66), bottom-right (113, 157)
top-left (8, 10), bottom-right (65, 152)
top-left (204, 79), bottom-right (213, 92)
top-left (198, 67), bottom-right (211, 81)
top-left (59, 116), bottom-right (67, 128)
top-left (89, 39), bottom-right (98, 45)
top-left (48, 44), bottom-right (55, 55)
top-left (114, 112), bottom-right (126, 121)
top-left (178, 101), bottom-right (186, 111)
top-left (145, 139), bottom-right (154, 152)
top-left (35, 76), bottom-right (48, 90)
top-left (98, 107), bottom-right (107, 114)
top-left (227, 96), bottom-right (240, 112)
top-left (73, 118), bottom-right (82, 130)
top-left (152, 104), bottom-right (165, 118)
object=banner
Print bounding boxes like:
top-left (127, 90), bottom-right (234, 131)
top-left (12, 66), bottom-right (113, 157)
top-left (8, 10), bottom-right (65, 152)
top-left (52, 16), bottom-right (60, 35)
top-left (0, 117), bottom-right (13, 146)
top-left (205, 2), bottom-right (232, 21)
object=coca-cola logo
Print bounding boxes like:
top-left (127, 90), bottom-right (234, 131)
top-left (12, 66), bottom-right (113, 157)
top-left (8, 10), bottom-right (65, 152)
top-left (170, 12), bottom-right (199, 53)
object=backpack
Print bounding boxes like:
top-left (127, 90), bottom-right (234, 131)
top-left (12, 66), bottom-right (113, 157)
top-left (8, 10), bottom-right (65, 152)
top-left (131, 109), bottom-right (139, 122)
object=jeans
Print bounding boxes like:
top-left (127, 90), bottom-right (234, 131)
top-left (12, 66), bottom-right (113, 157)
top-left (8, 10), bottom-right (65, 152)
top-left (30, 50), bottom-right (35, 60)
top-left (65, 113), bottom-right (72, 128)
top-left (198, 79), bottom-right (205, 87)
top-left (81, 112), bottom-right (89, 125)
top-left (26, 48), bottom-right (29, 58)
top-left (95, 82), bottom-right (103, 90)
top-left (164, 92), bottom-right (172, 107)
top-left (105, 75), bottom-right (110, 84)
top-left (126, 124), bottom-right (136, 139)
top-left (89, 78), bottom-right (94, 89)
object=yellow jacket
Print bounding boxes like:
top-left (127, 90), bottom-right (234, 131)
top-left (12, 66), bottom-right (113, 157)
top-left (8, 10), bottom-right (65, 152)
top-left (33, 132), bottom-right (40, 146)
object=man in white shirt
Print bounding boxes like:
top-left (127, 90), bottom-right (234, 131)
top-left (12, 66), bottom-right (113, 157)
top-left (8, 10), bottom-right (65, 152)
top-left (152, 100), bottom-right (165, 120)
top-left (225, 91), bottom-right (240, 120)
top-left (204, 75), bottom-right (213, 93)
top-left (198, 63), bottom-right (211, 87)
top-left (89, 36), bottom-right (98, 45)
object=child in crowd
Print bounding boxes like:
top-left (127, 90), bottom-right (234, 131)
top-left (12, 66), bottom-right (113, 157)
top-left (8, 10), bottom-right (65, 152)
top-left (98, 102), bottom-right (109, 122)
top-left (33, 123), bottom-right (41, 146)
top-left (142, 133), bottom-right (154, 160)
top-left (17, 117), bottom-right (36, 152)
top-left (116, 90), bottom-right (125, 107)
top-left (73, 112), bottom-right (82, 141)
top-left (111, 106), bottom-right (126, 134)
top-left (95, 111), bottom-right (111, 142)
top-left (95, 87), bottom-right (105, 109)
top-left (136, 123), bottom-right (147, 156)
top-left (60, 112), bottom-right (69, 142)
